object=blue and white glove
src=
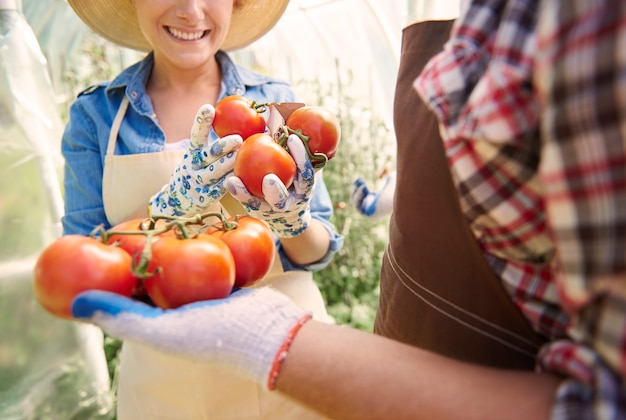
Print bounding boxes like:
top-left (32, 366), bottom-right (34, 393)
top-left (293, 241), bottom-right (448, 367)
top-left (350, 171), bottom-right (396, 219)
top-left (71, 287), bottom-right (311, 390)
top-left (149, 104), bottom-right (243, 217)
top-left (225, 135), bottom-right (315, 238)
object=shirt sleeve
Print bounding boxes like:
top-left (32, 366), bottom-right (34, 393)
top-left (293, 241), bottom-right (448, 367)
top-left (61, 95), bottom-right (109, 236)
top-left (534, 0), bottom-right (626, 416)
top-left (277, 170), bottom-right (344, 272)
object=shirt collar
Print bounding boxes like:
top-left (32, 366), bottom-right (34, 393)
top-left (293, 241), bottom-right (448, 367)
top-left (106, 50), bottom-right (271, 100)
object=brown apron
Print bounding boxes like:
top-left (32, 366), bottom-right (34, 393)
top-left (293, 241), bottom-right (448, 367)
top-left (373, 20), bottom-right (546, 370)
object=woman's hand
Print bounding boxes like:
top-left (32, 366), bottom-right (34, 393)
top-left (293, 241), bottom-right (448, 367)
top-left (225, 135), bottom-right (315, 238)
top-left (149, 104), bottom-right (243, 217)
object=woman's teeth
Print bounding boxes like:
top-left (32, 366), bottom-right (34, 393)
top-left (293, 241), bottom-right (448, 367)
top-left (168, 27), bottom-right (205, 41)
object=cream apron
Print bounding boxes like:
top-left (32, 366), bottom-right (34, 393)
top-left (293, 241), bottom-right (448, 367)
top-left (103, 96), bottom-right (329, 419)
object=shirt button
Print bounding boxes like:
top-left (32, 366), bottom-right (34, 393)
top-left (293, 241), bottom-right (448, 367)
top-left (130, 91), bottom-right (138, 99)
top-left (229, 87), bottom-right (244, 95)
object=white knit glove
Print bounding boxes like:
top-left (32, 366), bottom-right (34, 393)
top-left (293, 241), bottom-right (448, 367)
top-left (71, 287), bottom-right (311, 389)
top-left (225, 135), bottom-right (314, 238)
top-left (149, 104), bottom-right (243, 217)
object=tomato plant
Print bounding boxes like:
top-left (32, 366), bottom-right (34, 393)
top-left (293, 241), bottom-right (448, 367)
top-left (33, 235), bottom-right (136, 320)
top-left (212, 95), bottom-right (267, 140)
top-left (234, 132), bottom-right (297, 198)
top-left (144, 234), bottom-right (236, 309)
top-left (206, 215), bottom-right (276, 288)
top-left (285, 106), bottom-right (341, 166)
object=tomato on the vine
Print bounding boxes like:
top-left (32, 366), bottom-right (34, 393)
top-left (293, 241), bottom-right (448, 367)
top-left (234, 132), bottom-right (296, 198)
top-left (107, 218), bottom-right (152, 257)
top-left (144, 234), bottom-right (236, 309)
top-left (213, 95), bottom-right (267, 140)
top-left (33, 235), bottom-right (136, 320)
top-left (107, 218), bottom-right (178, 296)
top-left (107, 218), bottom-right (176, 257)
top-left (206, 215), bottom-right (276, 288)
top-left (285, 106), bottom-right (341, 165)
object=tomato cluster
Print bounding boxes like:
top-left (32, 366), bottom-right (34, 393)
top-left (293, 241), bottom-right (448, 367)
top-left (35, 99), bottom-right (341, 320)
top-left (32, 213), bottom-right (276, 320)
top-left (211, 95), bottom-right (342, 198)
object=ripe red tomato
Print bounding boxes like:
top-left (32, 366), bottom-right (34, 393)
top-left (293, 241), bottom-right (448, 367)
top-left (212, 95), bottom-right (267, 140)
top-left (33, 235), bottom-right (136, 320)
top-left (144, 234), bottom-right (236, 309)
top-left (286, 106), bottom-right (341, 164)
top-left (234, 133), bottom-right (297, 198)
top-left (206, 215), bottom-right (276, 288)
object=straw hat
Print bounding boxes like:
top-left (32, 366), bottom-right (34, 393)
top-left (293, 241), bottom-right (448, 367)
top-left (67, 0), bottom-right (290, 52)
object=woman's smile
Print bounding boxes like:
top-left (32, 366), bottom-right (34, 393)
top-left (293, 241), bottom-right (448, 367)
top-left (166, 26), bottom-right (207, 41)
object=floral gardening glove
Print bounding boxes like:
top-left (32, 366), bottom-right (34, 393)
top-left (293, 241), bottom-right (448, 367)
top-left (149, 104), bottom-right (243, 217)
top-left (225, 135), bottom-right (315, 238)
top-left (71, 287), bottom-right (311, 390)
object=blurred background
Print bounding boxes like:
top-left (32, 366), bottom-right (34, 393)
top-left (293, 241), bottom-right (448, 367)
top-left (0, 0), bottom-right (461, 418)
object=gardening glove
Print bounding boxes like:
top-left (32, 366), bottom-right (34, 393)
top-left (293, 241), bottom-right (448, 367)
top-left (71, 287), bottom-right (311, 390)
top-left (350, 171), bottom-right (396, 219)
top-left (149, 104), bottom-right (243, 217)
top-left (225, 134), bottom-right (314, 238)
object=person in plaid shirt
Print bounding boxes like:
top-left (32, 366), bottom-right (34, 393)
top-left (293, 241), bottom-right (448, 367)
top-left (412, 0), bottom-right (626, 416)
top-left (66, 1), bottom-right (624, 418)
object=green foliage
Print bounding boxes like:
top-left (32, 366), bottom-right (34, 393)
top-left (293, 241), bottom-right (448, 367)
top-left (292, 75), bottom-right (394, 332)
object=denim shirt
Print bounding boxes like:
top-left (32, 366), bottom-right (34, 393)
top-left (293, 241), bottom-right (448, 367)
top-left (61, 51), bottom-right (343, 271)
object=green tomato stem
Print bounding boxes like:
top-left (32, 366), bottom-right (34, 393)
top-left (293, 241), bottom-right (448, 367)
top-left (279, 125), bottom-right (328, 169)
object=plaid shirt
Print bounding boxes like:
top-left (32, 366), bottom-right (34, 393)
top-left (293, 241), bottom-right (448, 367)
top-left (415, 0), bottom-right (626, 417)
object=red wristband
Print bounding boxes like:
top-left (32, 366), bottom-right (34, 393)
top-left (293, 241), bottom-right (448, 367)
top-left (266, 314), bottom-right (313, 390)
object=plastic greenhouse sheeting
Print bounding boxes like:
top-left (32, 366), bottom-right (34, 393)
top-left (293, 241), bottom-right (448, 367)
top-left (234, 0), bottom-right (407, 126)
top-left (234, 0), bottom-right (463, 126)
top-left (0, 3), bottom-right (113, 419)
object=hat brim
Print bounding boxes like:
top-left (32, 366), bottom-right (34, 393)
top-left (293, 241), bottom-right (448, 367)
top-left (68, 0), bottom-right (289, 52)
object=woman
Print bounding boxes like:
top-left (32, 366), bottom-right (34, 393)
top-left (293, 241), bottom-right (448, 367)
top-left (62, 0), bottom-right (342, 418)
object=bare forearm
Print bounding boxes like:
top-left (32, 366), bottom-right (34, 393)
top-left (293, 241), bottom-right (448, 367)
top-left (279, 219), bottom-right (330, 265)
top-left (275, 321), bottom-right (560, 420)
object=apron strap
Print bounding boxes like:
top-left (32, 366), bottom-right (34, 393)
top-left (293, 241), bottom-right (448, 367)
top-left (107, 95), bottom-right (130, 156)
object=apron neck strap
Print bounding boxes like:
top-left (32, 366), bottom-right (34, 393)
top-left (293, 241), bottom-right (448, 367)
top-left (107, 95), bottom-right (130, 156)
